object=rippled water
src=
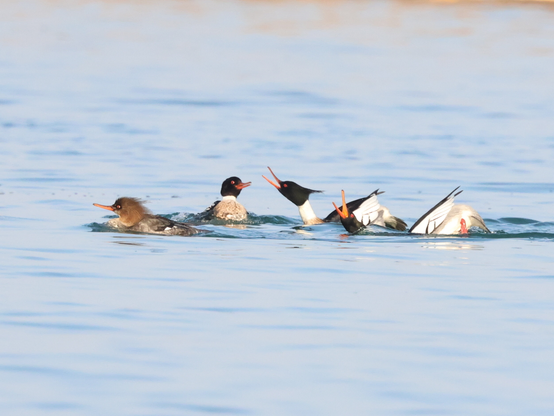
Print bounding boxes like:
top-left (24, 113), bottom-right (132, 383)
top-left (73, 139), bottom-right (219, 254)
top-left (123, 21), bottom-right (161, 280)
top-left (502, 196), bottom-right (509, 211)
top-left (1, 0), bottom-right (554, 415)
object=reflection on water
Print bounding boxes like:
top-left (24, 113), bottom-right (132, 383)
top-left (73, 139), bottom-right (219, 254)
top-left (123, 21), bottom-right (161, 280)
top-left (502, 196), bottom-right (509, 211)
top-left (420, 241), bottom-right (484, 251)
top-left (294, 228), bottom-right (314, 237)
top-left (222, 223), bottom-right (248, 230)
top-left (112, 239), bottom-right (145, 247)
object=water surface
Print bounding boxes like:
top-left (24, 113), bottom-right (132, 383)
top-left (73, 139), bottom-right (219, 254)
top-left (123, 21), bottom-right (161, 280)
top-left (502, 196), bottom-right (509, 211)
top-left (1, 1), bottom-right (554, 415)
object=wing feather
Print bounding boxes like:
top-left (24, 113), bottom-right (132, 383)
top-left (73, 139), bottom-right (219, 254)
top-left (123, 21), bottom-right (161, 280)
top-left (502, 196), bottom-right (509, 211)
top-left (352, 190), bottom-right (382, 226)
top-left (410, 187), bottom-right (462, 234)
top-left (323, 191), bottom-right (384, 222)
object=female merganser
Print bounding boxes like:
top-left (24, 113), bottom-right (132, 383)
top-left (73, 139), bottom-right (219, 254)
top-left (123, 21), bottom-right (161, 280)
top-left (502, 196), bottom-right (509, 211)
top-left (93, 197), bottom-right (201, 236)
top-left (409, 187), bottom-right (491, 235)
top-left (200, 176), bottom-right (251, 221)
top-left (332, 189), bottom-right (383, 234)
top-left (262, 166), bottom-right (407, 230)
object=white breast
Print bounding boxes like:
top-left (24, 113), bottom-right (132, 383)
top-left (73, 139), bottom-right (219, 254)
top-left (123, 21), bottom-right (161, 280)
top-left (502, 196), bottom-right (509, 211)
top-left (298, 201), bottom-right (324, 225)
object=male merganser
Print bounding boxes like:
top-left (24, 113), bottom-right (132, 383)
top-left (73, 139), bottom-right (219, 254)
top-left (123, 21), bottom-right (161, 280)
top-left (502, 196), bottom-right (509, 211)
top-left (409, 187), bottom-right (491, 235)
top-left (93, 197), bottom-right (201, 236)
top-left (200, 176), bottom-right (251, 221)
top-left (332, 189), bottom-right (383, 234)
top-left (262, 167), bottom-right (407, 230)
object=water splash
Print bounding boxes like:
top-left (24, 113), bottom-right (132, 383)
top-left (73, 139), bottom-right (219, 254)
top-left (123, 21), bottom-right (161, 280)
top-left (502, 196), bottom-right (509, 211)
top-left (87, 217), bottom-right (554, 241)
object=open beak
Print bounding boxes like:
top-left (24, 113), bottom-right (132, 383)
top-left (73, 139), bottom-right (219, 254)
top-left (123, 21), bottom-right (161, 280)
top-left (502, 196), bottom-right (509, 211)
top-left (332, 190), bottom-right (349, 219)
top-left (235, 181), bottom-right (251, 190)
top-left (262, 166), bottom-right (282, 189)
top-left (93, 203), bottom-right (114, 211)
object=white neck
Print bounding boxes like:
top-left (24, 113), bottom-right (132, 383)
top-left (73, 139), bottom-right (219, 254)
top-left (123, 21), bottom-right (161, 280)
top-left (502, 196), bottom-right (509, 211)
top-left (298, 200), bottom-right (320, 224)
top-left (222, 195), bottom-right (237, 201)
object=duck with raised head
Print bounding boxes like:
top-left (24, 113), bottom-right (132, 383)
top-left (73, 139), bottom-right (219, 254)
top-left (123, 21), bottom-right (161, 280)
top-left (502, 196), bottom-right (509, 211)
top-left (200, 176), bottom-right (251, 221)
top-left (332, 189), bottom-right (384, 234)
top-left (262, 166), bottom-right (407, 230)
top-left (94, 197), bottom-right (201, 236)
top-left (409, 187), bottom-right (490, 235)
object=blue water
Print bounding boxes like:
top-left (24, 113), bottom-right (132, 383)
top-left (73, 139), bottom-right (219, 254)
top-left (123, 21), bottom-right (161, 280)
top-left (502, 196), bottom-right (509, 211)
top-left (1, 0), bottom-right (554, 415)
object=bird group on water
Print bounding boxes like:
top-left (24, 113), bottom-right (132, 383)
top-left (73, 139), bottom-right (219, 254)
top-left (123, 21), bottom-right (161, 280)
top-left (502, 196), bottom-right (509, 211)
top-left (93, 167), bottom-right (491, 237)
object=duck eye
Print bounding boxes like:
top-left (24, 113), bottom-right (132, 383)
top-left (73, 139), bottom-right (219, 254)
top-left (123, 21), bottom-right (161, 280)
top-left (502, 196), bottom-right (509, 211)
top-left (283, 183), bottom-right (288, 188)
top-left (116, 205), bottom-right (121, 209)
top-left (350, 214), bottom-right (354, 218)
top-left (231, 181), bottom-right (235, 185)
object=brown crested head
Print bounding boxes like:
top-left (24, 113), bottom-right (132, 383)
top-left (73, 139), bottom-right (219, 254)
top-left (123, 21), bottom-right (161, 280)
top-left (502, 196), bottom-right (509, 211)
top-left (93, 197), bottom-right (151, 227)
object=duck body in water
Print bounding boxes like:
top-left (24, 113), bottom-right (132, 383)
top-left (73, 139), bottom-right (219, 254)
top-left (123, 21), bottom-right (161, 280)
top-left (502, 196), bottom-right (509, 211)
top-left (199, 176), bottom-right (252, 221)
top-left (409, 187), bottom-right (490, 235)
top-left (94, 197), bottom-right (202, 236)
top-left (332, 189), bottom-right (384, 234)
top-left (263, 166), bottom-right (407, 230)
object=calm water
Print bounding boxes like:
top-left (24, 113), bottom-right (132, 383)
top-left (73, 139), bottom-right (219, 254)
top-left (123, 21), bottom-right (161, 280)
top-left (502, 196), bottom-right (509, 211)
top-left (1, 0), bottom-right (554, 415)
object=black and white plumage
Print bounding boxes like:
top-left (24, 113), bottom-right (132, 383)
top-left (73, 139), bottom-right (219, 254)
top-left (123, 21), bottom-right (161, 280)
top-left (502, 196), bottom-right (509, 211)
top-left (409, 187), bottom-right (490, 235)
top-left (94, 197), bottom-right (201, 236)
top-left (333, 189), bottom-right (383, 233)
top-left (199, 176), bottom-right (251, 221)
top-left (262, 166), bottom-right (407, 230)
